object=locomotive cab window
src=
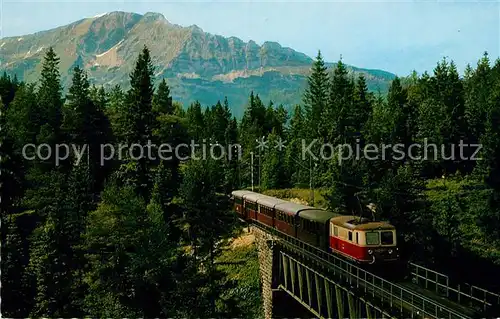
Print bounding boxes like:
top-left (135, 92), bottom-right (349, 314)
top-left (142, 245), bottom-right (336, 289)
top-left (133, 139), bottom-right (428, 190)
top-left (381, 231), bottom-right (394, 245)
top-left (348, 231), bottom-right (353, 241)
top-left (366, 232), bottom-right (380, 245)
top-left (333, 226), bottom-right (338, 236)
top-left (356, 232), bottom-right (359, 244)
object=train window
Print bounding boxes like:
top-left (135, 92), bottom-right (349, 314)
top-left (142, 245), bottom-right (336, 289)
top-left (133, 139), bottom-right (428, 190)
top-left (348, 231), bottom-right (353, 241)
top-left (381, 231), bottom-right (394, 245)
top-left (366, 232), bottom-right (380, 245)
top-left (333, 226), bottom-right (338, 236)
top-left (356, 232), bottom-right (359, 244)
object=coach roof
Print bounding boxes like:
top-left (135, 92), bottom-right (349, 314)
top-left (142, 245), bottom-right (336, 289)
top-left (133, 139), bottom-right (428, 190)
top-left (257, 196), bottom-right (287, 208)
top-left (275, 201), bottom-right (314, 214)
top-left (299, 209), bottom-right (340, 223)
top-left (231, 190), bottom-right (255, 198)
top-left (242, 191), bottom-right (268, 203)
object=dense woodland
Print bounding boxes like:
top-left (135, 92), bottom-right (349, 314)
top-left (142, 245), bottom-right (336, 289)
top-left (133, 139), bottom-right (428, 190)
top-left (1, 44), bottom-right (500, 317)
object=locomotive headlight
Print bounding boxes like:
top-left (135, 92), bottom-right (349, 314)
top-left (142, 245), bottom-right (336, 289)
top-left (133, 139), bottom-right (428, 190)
top-left (389, 249), bottom-right (393, 254)
top-left (368, 250), bottom-right (373, 255)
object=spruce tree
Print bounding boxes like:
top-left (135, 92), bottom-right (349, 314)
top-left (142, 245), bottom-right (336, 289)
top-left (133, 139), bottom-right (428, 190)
top-left (186, 100), bottom-right (205, 141)
top-left (64, 66), bottom-right (112, 193)
top-left (285, 104), bottom-right (308, 187)
top-left (83, 183), bottom-right (147, 318)
top-left (261, 130), bottom-right (286, 190)
top-left (36, 47), bottom-right (64, 158)
top-left (153, 78), bottom-right (174, 115)
top-left (118, 45), bottom-right (156, 199)
top-left (178, 156), bottom-right (239, 317)
top-left (303, 50), bottom-right (329, 139)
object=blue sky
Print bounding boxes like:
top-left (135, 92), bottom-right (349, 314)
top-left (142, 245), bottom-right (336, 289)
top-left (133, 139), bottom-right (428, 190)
top-left (1, 0), bottom-right (499, 75)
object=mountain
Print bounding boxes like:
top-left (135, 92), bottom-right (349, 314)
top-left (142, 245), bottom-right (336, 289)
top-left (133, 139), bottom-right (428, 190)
top-left (0, 11), bottom-right (396, 117)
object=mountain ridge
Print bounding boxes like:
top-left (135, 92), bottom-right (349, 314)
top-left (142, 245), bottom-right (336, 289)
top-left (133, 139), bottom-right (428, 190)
top-left (0, 11), bottom-right (396, 116)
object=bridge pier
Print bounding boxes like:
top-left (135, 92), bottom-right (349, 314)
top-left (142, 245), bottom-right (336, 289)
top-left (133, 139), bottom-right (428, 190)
top-left (251, 225), bottom-right (283, 319)
top-left (252, 225), bottom-right (276, 319)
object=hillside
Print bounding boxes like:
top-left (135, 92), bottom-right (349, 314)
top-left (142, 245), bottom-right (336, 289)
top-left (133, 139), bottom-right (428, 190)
top-left (0, 11), bottom-right (396, 116)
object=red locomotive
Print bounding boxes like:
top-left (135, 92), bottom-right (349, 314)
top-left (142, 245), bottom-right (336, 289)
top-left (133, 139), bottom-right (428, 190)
top-left (231, 190), bottom-right (399, 264)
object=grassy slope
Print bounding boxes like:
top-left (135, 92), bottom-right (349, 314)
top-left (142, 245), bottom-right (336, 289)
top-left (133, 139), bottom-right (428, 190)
top-left (217, 230), bottom-right (262, 318)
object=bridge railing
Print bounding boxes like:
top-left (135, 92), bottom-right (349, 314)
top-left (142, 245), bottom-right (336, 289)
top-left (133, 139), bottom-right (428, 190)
top-left (409, 262), bottom-right (500, 311)
top-left (249, 221), bottom-right (471, 319)
top-left (278, 251), bottom-right (396, 319)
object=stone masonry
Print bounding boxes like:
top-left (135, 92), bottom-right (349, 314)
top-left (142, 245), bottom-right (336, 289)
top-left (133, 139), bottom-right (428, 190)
top-left (250, 225), bottom-right (278, 319)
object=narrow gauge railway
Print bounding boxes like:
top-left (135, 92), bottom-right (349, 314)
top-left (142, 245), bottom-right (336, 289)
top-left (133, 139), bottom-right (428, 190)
top-left (231, 190), bottom-right (400, 267)
top-left (231, 190), bottom-right (484, 318)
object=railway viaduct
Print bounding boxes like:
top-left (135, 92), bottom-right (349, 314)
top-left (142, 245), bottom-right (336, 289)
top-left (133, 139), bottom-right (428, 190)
top-left (250, 223), bottom-right (500, 319)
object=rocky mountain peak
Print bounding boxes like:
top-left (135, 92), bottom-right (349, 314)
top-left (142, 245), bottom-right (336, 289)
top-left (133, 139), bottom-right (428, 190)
top-left (142, 12), bottom-right (168, 23)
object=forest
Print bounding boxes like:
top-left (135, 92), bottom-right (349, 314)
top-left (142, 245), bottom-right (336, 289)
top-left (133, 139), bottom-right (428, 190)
top-left (1, 44), bottom-right (500, 317)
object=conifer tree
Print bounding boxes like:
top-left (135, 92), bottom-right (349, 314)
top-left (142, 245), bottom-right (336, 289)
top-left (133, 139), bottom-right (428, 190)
top-left (475, 64), bottom-right (500, 241)
top-left (178, 156), bottom-right (239, 317)
top-left (64, 66), bottom-right (112, 193)
top-left (303, 50), bottom-right (329, 139)
top-left (28, 171), bottom-right (71, 317)
top-left (36, 47), bottom-right (64, 159)
top-left (118, 45), bottom-right (156, 199)
top-left (153, 78), bottom-right (173, 115)
top-left (1, 215), bottom-right (34, 317)
top-left (326, 58), bottom-right (354, 143)
top-left (1, 96), bottom-right (34, 317)
top-left (23, 48), bottom-right (65, 216)
top-left (107, 85), bottom-right (126, 140)
top-left (82, 183), bottom-right (147, 317)
top-left (0, 71), bottom-right (19, 107)
top-left (285, 104), bottom-right (308, 187)
top-left (186, 100), bottom-right (205, 141)
top-left (261, 130), bottom-right (287, 190)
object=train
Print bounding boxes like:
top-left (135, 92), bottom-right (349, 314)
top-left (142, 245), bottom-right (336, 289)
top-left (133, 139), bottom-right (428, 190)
top-left (231, 190), bottom-right (399, 265)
